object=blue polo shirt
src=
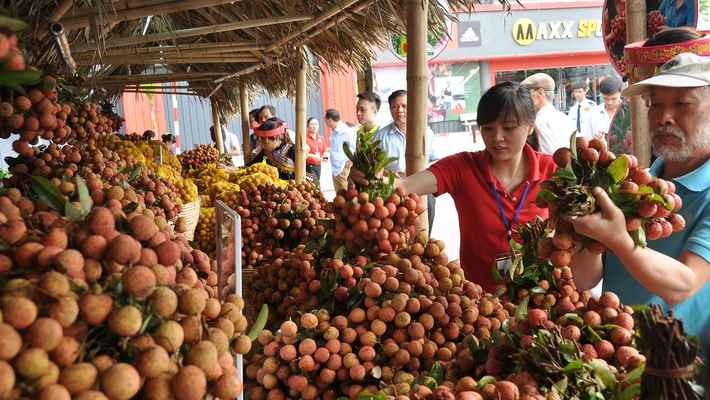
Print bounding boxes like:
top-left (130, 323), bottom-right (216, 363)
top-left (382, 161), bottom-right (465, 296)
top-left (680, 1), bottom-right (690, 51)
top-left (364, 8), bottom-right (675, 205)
top-left (373, 122), bottom-right (437, 172)
top-left (658, 0), bottom-right (695, 28)
top-left (603, 157), bottom-right (710, 357)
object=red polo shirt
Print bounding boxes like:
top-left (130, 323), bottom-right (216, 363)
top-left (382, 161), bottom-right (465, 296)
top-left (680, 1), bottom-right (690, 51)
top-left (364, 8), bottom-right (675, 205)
top-left (428, 144), bottom-right (557, 293)
top-left (306, 133), bottom-right (326, 165)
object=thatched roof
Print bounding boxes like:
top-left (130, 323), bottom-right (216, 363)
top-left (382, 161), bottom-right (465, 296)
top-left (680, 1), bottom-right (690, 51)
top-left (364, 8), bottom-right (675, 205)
top-left (5, 0), bottom-right (510, 116)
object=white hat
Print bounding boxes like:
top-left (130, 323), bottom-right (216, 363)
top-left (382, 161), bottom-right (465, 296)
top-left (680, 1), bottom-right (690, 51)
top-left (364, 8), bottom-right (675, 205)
top-left (521, 73), bottom-right (556, 91)
top-left (622, 53), bottom-right (710, 97)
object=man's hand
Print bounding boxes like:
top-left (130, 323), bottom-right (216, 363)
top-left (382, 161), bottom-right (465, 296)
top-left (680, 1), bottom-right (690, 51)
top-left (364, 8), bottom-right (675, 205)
top-left (348, 166), bottom-right (370, 187)
top-left (568, 186), bottom-right (634, 253)
top-left (593, 131), bottom-right (605, 140)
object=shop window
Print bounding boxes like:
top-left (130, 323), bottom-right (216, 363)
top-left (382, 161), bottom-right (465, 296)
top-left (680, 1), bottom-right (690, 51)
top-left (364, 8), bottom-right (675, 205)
top-left (495, 64), bottom-right (621, 113)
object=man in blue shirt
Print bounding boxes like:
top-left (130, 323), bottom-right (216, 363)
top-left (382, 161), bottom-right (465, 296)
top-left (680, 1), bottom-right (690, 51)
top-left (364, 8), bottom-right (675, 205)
top-left (374, 90), bottom-right (439, 231)
top-left (324, 108), bottom-right (356, 194)
top-left (569, 53), bottom-right (710, 358)
top-left (658, 0), bottom-right (696, 28)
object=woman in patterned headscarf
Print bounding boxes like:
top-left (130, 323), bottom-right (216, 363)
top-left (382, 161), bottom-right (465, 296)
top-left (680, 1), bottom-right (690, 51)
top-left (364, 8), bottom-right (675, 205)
top-left (247, 118), bottom-right (314, 181)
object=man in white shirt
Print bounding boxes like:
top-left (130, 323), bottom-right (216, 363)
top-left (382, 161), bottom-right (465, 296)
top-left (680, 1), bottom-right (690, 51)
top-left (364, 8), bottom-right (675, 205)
top-left (324, 108), bottom-right (356, 193)
top-left (567, 80), bottom-right (597, 138)
top-left (220, 118), bottom-right (243, 166)
top-left (521, 73), bottom-right (577, 154)
top-left (374, 89), bottom-right (438, 231)
top-left (584, 76), bottom-right (623, 140)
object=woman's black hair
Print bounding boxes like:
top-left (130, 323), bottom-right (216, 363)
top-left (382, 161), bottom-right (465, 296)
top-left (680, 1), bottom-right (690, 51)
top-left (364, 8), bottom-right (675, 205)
top-left (477, 81), bottom-right (536, 128)
top-left (258, 119), bottom-right (281, 131)
top-left (162, 133), bottom-right (176, 144)
top-left (643, 27), bottom-right (703, 47)
top-left (307, 117), bottom-right (318, 126)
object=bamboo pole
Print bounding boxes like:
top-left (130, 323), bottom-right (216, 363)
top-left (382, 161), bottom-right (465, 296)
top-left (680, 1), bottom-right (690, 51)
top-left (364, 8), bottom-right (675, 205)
top-left (72, 14), bottom-right (311, 53)
top-left (294, 49), bottom-right (308, 184)
top-left (89, 72), bottom-right (218, 83)
top-left (626, 0), bottom-right (650, 167)
top-left (240, 79), bottom-right (252, 164)
top-left (36, 0), bottom-right (74, 40)
top-left (265, 0), bottom-right (361, 53)
top-left (75, 41), bottom-right (268, 56)
top-left (75, 56), bottom-right (260, 65)
top-left (60, 0), bottom-right (241, 31)
top-left (406, 0), bottom-right (429, 237)
top-left (214, 62), bottom-right (270, 84)
top-left (74, 49), bottom-right (261, 61)
top-left (211, 98), bottom-right (224, 154)
top-left (123, 89), bottom-right (202, 97)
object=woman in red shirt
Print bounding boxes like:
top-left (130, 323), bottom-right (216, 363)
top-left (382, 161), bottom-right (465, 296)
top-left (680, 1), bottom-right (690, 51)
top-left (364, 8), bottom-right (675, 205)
top-left (306, 117), bottom-right (327, 186)
top-left (353, 81), bottom-right (557, 293)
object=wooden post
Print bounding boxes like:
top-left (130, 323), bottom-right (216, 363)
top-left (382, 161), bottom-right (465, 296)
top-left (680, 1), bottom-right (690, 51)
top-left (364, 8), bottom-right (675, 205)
top-left (406, 0), bottom-right (429, 237)
top-left (240, 79), bottom-right (252, 164)
top-left (294, 49), bottom-right (308, 183)
top-left (627, 0), bottom-right (650, 167)
top-left (356, 61), bottom-right (373, 94)
top-left (211, 98), bottom-right (224, 154)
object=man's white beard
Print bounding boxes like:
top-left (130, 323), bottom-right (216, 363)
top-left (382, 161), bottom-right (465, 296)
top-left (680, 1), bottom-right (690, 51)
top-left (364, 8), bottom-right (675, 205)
top-left (652, 121), bottom-right (710, 162)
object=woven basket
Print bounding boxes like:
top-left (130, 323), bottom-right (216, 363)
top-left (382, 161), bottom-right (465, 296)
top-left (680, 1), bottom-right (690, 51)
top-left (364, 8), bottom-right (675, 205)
top-left (174, 197), bottom-right (201, 241)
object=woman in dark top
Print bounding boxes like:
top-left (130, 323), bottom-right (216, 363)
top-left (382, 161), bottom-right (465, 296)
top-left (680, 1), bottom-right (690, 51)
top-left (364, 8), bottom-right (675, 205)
top-left (248, 118), bottom-right (314, 181)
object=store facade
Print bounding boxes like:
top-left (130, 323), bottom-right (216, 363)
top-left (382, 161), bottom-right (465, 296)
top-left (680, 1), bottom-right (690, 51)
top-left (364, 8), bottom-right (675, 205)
top-left (372, 1), bottom-right (616, 133)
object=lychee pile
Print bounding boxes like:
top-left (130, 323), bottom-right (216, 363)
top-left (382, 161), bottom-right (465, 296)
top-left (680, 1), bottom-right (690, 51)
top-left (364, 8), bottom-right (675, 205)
top-left (0, 192), bottom-right (247, 400)
top-left (177, 144), bottom-right (229, 173)
top-left (536, 136), bottom-right (684, 265)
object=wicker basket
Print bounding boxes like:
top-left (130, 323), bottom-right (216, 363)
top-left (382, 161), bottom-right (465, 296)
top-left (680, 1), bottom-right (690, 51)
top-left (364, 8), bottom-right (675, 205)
top-left (174, 197), bottom-right (201, 241)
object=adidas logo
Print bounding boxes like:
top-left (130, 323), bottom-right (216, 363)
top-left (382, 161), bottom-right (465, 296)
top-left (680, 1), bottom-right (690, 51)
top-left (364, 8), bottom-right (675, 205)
top-left (460, 27), bottom-right (480, 43)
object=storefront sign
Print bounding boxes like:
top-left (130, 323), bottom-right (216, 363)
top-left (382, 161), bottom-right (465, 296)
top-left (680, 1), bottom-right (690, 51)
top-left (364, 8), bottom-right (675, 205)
top-left (512, 17), bottom-right (602, 46)
top-left (458, 21), bottom-right (482, 48)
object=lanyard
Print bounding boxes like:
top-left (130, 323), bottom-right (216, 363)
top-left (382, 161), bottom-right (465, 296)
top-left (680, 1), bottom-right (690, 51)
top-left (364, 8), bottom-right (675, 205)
top-left (489, 181), bottom-right (530, 240)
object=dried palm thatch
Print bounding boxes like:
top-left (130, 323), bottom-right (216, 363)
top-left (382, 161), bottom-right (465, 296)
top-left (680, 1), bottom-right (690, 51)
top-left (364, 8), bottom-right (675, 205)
top-left (4, 0), bottom-right (510, 116)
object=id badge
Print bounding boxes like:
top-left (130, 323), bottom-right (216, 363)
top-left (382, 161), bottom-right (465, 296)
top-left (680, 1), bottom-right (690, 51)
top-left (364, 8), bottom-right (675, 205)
top-left (494, 251), bottom-right (517, 277)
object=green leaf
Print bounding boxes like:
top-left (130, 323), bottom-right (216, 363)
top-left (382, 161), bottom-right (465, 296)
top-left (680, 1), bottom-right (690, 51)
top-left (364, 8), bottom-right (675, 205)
top-left (188, 241), bottom-right (199, 249)
top-left (317, 218), bottom-right (336, 229)
top-left (530, 287), bottom-right (547, 294)
top-left (553, 376), bottom-right (568, 394)
top-left (6, 83), bottom-right (26, 96)
top-left (430, 362), bottom-right (443, 385)
top-left (476, 375), bottom-right (497, 390)
top-left (76, 177), bottom-right (92, 216)
top-left (129, 164), bottom-right (143, 181)
top-left (0, 243), bottom-right (11, 252)
top-left (606, 155), bottom-right (630, 183)
top-left (623, 364), bottom-right (644, 383)
top-left (31, 176), bottom-right (65, 212)
top-left (343, 142), bottom-right (355, 162)
top-left (31, 77), bottom-right (56, 92)
top-left (0, 69), bottom-right (43, 86)
top-left (537, 189), bottom-right (559, 201)
top-left (122, 202), bottom-right (139, 213)
top-left (618, 383), bottom-right (641, 400)
top-left (302, 240), bottom-right (321, 254)
top-left (465, 334), bottom-right (479, 354)
top-left (246, 304), bottom-right (269, 342)
top-left (589, 359), bottom-right (616, 391)
top-left (334, 245), bottom-right (345, 260)
top-left (585, 325), bottom-right (603, 342)
top-left (552, 168), bottom-right (578, 180)
top-left (515, 296), bottom-right (529, 322)
top-left (0, 16), bottom-right (30, 30)
top-left (563, 359), bottom-right (583, 373)
top-left (630, 227), bottom-right (647, 248)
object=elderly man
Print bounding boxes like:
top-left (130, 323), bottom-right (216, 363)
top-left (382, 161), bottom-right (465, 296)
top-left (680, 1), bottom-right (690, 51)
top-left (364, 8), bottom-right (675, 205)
top-left (521, 73), bottom-right (576, 154)
top-left (374, 90), bottom-right (438, 231)
top-left (569, 53), bottom-right (710, 356)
